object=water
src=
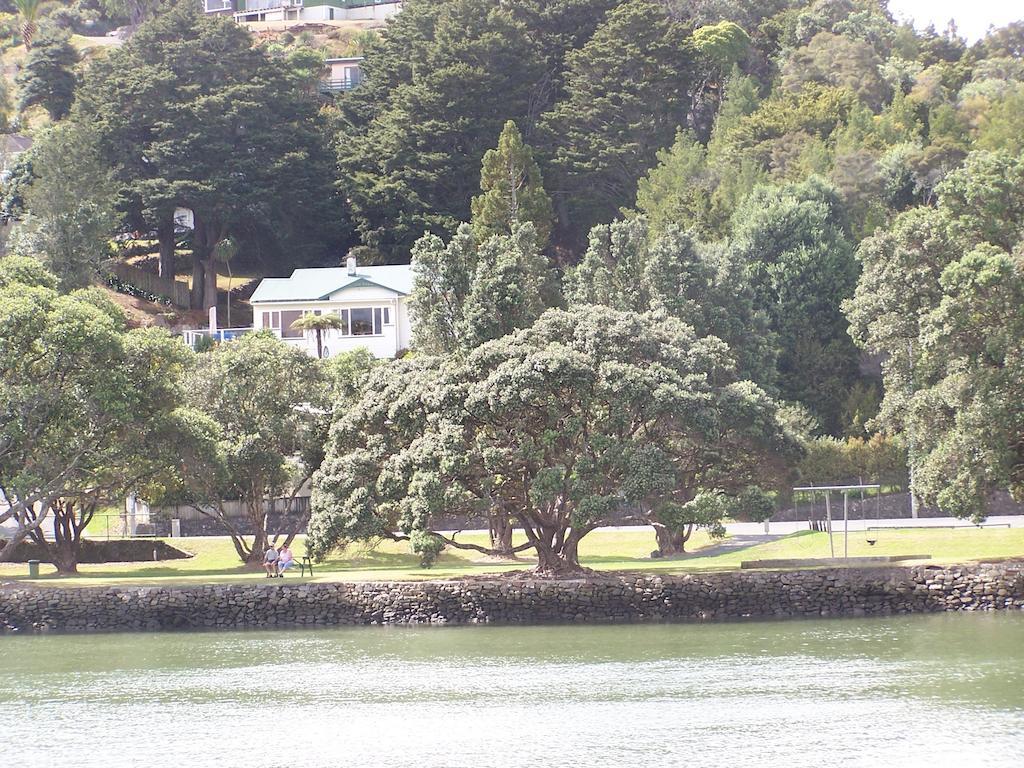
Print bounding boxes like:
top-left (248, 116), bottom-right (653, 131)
top-left (2, 614), bottom-right (1023, 768)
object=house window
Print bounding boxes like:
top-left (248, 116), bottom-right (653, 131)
top-left (334, 306), bottom-right (390, 336)
top-left (280, 310), bottom-right (303, 338)
top-left (351, 307), bottom-right (374, 336)
top-left (261, 311), bottom-right (281, 330)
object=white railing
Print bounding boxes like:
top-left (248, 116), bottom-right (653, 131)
top-left (182, 327), bottom-right (256, 349)
top-left (243, 0), bottom-right (302, 11)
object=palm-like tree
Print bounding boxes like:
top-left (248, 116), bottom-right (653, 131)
top-left (290, 313), bottom-right (344, 359)
top-left (15, 0), bottom-right (41, 51)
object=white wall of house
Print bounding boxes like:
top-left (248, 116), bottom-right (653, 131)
top-left (234, 2), bottom-right (401, 22)
top-left (344, 2), bottom-right (402, 21)
top-left (252, 285), bottom-right (410, 360)
top-left (326, 58), bottom-right (363, 84)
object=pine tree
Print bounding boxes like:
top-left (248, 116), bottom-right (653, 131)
top-left (337, 0), bottom-right (545, 259)
top-left (542, 0), bottom-right (695, 243)
top-left (471, 121), bottom-right (553, 247)
top-left (460, 224), bottom-right (547, 349)
top-left (15, 29), bottom-right (78, 121)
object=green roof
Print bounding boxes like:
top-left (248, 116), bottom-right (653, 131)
top-left (250, 264), bottom-right (413, 303)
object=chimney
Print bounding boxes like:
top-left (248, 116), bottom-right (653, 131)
top-left (346, 255), bottom-right (357, 276)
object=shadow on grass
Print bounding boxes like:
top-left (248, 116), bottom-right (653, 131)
top-left (13, 564), bottom-right (256, 582)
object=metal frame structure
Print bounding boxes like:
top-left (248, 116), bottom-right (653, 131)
top-left (792, 484), bottom-right (882, 559)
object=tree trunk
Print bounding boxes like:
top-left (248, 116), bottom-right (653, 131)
top-left (203, 257), bottom-right (218, 312)
top-left (157, 218), bottom-right (175, 280)
top-left (526, 520), bottom-right (588, 576)
top-left (190, 215), bottom-right (223, 311)
top-left (26, 499), bottom-right (90, 574)
top-left (534, 544), bottom-right (584, 576)
top-left (190, 252), bottom-right (206, 309)
top-left (50, 542), bottom-right (79, 574)
top-left (244, 495), bottom-right (272, 567)
top-left (488, 512), bottom-right (514, 558)
top-left (652, 523), bottom-right (689, 557)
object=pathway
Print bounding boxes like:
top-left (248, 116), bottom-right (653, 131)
top-left (680, 532), bottom-right (785, 560)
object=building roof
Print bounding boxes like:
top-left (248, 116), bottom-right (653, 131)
top-left (1, 134), bottom-right (33, 155)
top-left (250, 263), bottom-right (414, 303)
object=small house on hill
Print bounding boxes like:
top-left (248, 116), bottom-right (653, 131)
top-left (249, 257), bottom-right (413, 359)
top-left (205, 1), bottom-right (402, 24)
top-left (321, 56), bottom-right (364, 92)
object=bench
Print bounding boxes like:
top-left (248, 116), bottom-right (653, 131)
top-left (275, 555), bottom-right (314, 577)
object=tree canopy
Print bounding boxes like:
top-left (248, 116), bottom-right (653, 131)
top-left (15, 28), bottom-right (78, 120)
top-left (845, 149), bottom-right (1024, 519)
top-left (0, 259), bottom-right (192, 570)
top-left (74, 2), bottom-right (347, 307)
top-left (309, 306), bottom-right (792, 572)
top-left (168, 331), bottom-right (338, 564)
top-left (471, 120), bottom-right (553, 247)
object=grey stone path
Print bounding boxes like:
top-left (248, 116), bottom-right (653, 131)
top-left (677, 533), bottom-right (785, 560)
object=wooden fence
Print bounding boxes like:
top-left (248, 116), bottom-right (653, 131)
top-left (110, 262), bottom-right (193, 309)
top-left (150, 496), bottom-right (311, 521)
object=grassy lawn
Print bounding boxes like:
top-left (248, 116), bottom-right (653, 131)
top-left (2, 526), bottom-right (1023, 587)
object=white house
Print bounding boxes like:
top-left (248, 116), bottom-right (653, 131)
top-left (321, 56), bottom-right (364, 92)
top-left (205, 0), bottom-right (403, 24)
top-left (248, 257), bottom-right (413, 359)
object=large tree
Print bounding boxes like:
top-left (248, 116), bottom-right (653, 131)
top-left (688, 21), bottom-right (751, 141)
top-left (309, 306), bottom-right (792, 572)
top-left (336, 0), bottom-right (545, 259)
top-left (170, 332), bottom-right (339, 564)
top-left (541, 0), bottom-right (695, 242)
top-left (409, 223), bottom-right (550, 356)
top-left (470, 120), bottom-right (553, 247)
top-left (844, 206), bottom-right (959, 432)
top-left (728, 176), bottom-right (861, 433)
top-left (15, 28), bottom-right (78, 120)
top-left (565, 217), bottom-right (777, 391)
top-left (0, 258), bottom-right (192, 571)
top-left (781, 32), bottom-right (890, 111)
top-left (9, 121), bottom-right (117, 291)
top-left (408, 222), bottom-right (550, 554)
top-left (75, 3), bottom-right (346, 304)
top-left (909, 245), bottom-right (1024, 519)
top-left (845, 150), bottom-right (1024, 518)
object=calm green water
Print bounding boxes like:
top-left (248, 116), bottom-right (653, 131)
top-left (2, 614), bottom-right (1023, 767)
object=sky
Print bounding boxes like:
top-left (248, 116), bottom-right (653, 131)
top-left (887, 0), bottom-right (1022, 43)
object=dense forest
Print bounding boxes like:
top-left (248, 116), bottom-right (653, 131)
top-left (1, 1), bottom-right (1022, 570)
top-left (330, 0), bottom-right (1023, 510)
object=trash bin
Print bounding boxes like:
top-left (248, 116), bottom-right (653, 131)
top-left (27, 560), bottom-right (40, 578)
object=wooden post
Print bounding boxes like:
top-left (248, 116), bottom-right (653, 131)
top-left (824, 492), bottom-right (834, 558)
top-left (843, 491), bottom-right (849, 559)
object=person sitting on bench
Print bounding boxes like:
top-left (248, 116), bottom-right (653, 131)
top-left (263, 544), bottom-right (280, 577)
top-left (277, 544), bottom-right (295, 576)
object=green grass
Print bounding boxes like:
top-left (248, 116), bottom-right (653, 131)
top-left (2, 526), bottom-right (1022, 587)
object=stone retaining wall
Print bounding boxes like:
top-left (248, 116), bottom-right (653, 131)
top-left (2, 561), bottom-right (1023, 634)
